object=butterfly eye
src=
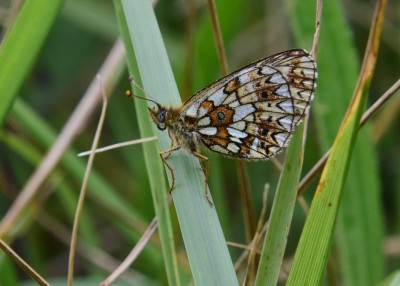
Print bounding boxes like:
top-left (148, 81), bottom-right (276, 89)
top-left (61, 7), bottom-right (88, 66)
top-left (158, 109), bottom-right (167, 123)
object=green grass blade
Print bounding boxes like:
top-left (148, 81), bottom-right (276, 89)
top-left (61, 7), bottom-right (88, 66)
top-left (117, 0), bottom-right (238, 284)
top-left (115, 2), bottom-right (180, 285)
top-left (286, 0), bottom-right (386, 283)
top-left (0, 0), bottom-right (64, 127)
top-left (254, 123), bottom-right (306, 286)
top-left (287, 92), bottom-right (366, 284)
top-left (337, 130), bottom-right (384, 285)
top-left (0, 255), bottom-right (18, 285)
top-left (379, 271), bottom-right (400, 286)
top-left (286, 0), bottom-right (384, 284)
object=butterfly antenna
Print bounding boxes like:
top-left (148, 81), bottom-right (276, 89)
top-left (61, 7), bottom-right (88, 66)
top-left (127, 77), bottom-right (161, 107)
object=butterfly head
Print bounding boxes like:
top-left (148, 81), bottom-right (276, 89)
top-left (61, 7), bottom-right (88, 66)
top-left (148, 105), bottom-right (168, 131)
top-left (127, 77), bottom-right (168, 131)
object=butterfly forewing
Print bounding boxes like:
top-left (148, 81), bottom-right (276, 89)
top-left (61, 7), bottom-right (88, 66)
top-left (180, 49), bottom-right (317, 160)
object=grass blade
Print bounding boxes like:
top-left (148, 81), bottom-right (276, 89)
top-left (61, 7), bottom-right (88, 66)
top-left (286, 0), bottom-right (386, 284)
top-left (117, 0), bottom-right (238, 284)
top-left (0, 0), bottom-right (64, 126)
top-left (115, 2), bottom-right (180, 285)
top-left (287, 0), bottom-right (384, 283)
top-left (254, 124), bottom-right (306, 286)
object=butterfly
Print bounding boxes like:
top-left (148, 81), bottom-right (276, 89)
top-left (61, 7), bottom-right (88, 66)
top-left (132, 49), bottom-right (317, 205)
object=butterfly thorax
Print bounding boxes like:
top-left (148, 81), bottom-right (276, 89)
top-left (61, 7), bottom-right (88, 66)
top-left (148, 105), bottom-right (202, 152)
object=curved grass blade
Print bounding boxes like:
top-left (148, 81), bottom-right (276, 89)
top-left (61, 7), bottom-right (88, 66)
top-left (287, 0), bottom-right (385, 283)
top-left (0, 0), bottom-right (64, 127)
top-left (287, 0), bottom-right (387, 284)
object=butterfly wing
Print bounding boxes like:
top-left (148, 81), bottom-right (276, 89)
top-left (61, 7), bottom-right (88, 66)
top-left (180, 49), bottom-right (317, 159)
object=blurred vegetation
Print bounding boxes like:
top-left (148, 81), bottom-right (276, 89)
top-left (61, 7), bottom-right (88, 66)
top-left (0, 0), bottom-right (399, 285)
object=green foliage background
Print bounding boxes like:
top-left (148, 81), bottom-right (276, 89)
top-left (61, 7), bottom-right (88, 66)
top-left (0, 0), bottom-right (399, 285)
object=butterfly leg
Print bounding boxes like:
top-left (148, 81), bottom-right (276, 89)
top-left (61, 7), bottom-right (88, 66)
top-left (160, 146), bottom-right (181, 194)
top-left (192, 151), bottom-right (212, 206)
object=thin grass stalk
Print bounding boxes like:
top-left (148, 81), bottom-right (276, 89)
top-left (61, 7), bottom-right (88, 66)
top-left (0, 239), bottom-right (49, 286)
top-left (100, 218), bottom-right (159, 285)
top-left (67, 80), bottom-right (108, 285)
top-left (205, 0), bottom-right (256, 241)
top-left (78, 137), bottom-right (157, 157)
top-left (181, 0), bottom-right (197, 101)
